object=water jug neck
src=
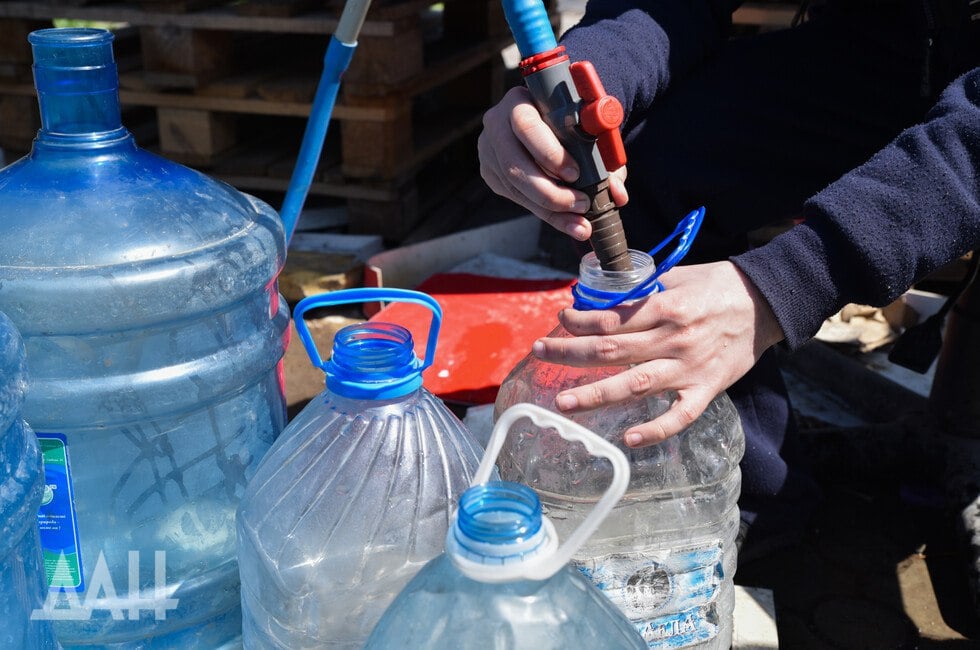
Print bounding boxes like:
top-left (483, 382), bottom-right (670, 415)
top-left (325, 322), bottom-right (424, 399)
top-left (29, 28), bottom-right (129, 147)
top-left (449, 481), bottom-right (552, 567)
top-left (578, 249), bottom-right (656, 295)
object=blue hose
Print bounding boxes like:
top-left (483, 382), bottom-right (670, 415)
top-left (280, 36), bottom-right (356, 245)
top-left (501, 0), bottom-right (558, 59)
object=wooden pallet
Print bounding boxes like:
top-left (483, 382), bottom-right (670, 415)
top-left (0, 0), bottom-right (553, 240)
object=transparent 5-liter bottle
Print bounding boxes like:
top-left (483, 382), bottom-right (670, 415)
top-left (0, 29), bottom-right (289, 648)
top-left (237, 288), bottom-right (490, 649)
top-left (495, 236), bottom-right (745, 648)
top-left (366, 403), bottom-right (646, 650)
top-left (0, 311), bottom-right (58, 650)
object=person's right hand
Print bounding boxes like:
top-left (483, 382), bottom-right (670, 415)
top-left (478, 86), bottom-right (629, 242)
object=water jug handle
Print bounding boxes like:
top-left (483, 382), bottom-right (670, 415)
top-left (475, 403), bottom-right (630, 581)
top-left (292, 288), bottom-right (443, 372)
top-left (571, 206), bottom-right (705, 311)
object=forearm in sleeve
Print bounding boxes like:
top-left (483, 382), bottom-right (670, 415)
top-left (732, 67), bottom-right (980, 349)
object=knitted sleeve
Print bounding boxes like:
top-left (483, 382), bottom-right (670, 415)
top-left (732, 68), bottom-right (980, 349)
top-left (558, 0), bottom-right (741, 127)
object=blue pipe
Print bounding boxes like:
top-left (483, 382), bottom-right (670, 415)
top-left (280, 36), bottom-right (356, 245)
top-left (501, 0), bottom-right (557, 59)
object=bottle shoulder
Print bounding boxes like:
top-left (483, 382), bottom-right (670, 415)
top-left (0, 144), bottom-right (284, 268)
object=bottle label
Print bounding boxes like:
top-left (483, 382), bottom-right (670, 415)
top-left (36, 433), bottom-right (85, 593)
top-left (575, 541), bottom-right (723, 648)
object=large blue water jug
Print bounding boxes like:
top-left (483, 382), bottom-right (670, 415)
top-left (365, 403), bottom-right (646, 649)
top-left (0, 311), bottom-right (58, 649)
top-left (237, 288), bottom-right (489, 649)
top-left (0, 28), bottom-right (289, 647)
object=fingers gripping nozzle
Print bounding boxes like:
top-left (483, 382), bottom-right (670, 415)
top-left (518, 48), bottom-right (633, 271)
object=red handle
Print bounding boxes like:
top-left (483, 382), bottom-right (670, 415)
top-left (570, 60), bottom-right (626, 171)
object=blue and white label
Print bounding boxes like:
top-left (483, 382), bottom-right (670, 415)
top-left (576, 541), bottom-right (723, 648)
top-left (36, 432), bottom-right (85, 592)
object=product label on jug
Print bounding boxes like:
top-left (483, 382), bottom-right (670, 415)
top-left (36, 433), bottom-right (85, 592)
top-left (576, 541), bottom-right (723, 648)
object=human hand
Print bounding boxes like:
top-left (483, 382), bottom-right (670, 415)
top-left (477, 86), bottom-right (628, 241)
top-left (531, 261), bottom-right (785, 447)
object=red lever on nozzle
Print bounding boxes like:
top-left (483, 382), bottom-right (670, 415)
top-left (570, 61), bottom-right (626, 171)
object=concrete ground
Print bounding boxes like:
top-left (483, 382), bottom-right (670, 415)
top-left (732, 345), bottom-right (980, 648)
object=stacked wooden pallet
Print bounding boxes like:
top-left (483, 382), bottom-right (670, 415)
top-left (0, 0), bottom-right (548, 241)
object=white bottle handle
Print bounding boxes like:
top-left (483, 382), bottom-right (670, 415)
top-left (469, 403), bottom-right (630, 582)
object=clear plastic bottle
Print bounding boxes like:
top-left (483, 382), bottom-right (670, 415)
top-left (366, 403), bottom-right (646, 650)
top-left (0, 29), bottom-right (289, 647)
top-left (0, 311), bottom-right (58, 650)
top-left (494, 245), bottom-right (745, 649)
top-left (237, 288), bottom-right (490, 649)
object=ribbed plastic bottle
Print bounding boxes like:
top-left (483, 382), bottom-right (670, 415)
top-left (237, 288), bottom-right (490, 649)
top-left (494, 210), bottom-right (745, 649)
top-left (0, 311), bottom-right (58, 650)
top-left (366, 403), bottom-right (646, 649)
top-left (0, 29), bottom-right (289, 648)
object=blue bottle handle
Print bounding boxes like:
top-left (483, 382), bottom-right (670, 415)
top-left (572, 206), bottom-right (705, 310)
top-left (293, 288), bottom-right (443, 371)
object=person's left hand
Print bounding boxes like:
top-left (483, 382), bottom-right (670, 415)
top-left (531, 261), bottom-right (785, 447)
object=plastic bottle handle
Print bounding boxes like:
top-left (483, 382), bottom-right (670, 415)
top-left (292, 288), bottom-right (443, 371)
top-left (474, 403), bottom-right (630, 582)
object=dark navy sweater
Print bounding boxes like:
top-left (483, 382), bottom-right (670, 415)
top-left (560, 1), bottom-right (980, 349)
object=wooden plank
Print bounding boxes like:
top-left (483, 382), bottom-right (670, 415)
top-left (0, 2), bottom-right (407, 36)
top-left (140, 26), bottom-right (235, 89)
top-left (197, 69), bottom-right (278, 99)
top-left (340, 97), bottom-right (413, 178)
top-left (344, 35), bottom-right (513, 98)
top-left (211, 140), bottom-right (287, 177)
top-left (255, 75), bottom-right (317, 103)
top-left (323, 0), bottom-right (435, 22)
top-left (278, 250), bottom-right (363, 303)
top-left (212, 173), bottom-right (402, 201)
top-left (344, 22), bottom-right (424, 87)
top-left (0, 79), bottom-right (394, 121)
top-left (347, 183), bottom-right (420, 241)
top-left (156, 106), bottom-right (237, 163)
top-left (133, 0), bottom-right (224, 11)
top-left (33, 0), bottom-right (110, 5)
top-left (235, 0), bottom-right (320, 17)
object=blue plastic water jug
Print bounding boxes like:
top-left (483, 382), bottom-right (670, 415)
top-left (366, 403), bottom-right (646, 649)
top-left (237, 288), bottom-right (490, 649)
top-left (494, 211), bottom-right (745, 649)
top-left (0, 28), bottom-right (289, 647)
top-left (0, 311), bottom-right (58, 649)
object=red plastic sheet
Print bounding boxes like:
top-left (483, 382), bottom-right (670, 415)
top-left (371, 272), bottom-right (576, 405)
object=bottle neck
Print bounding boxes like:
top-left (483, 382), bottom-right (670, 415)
top-left (452, 481), bottom-right (547, 560)
top-left (325, 322), bottom-right (424, 400)
top-left (577, 249), bottom-right (656, 294)
top-left (29, 28), bottom-right (128, 147)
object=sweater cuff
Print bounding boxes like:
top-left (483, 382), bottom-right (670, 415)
top-left (730, 223), bottom-right (849, 350)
